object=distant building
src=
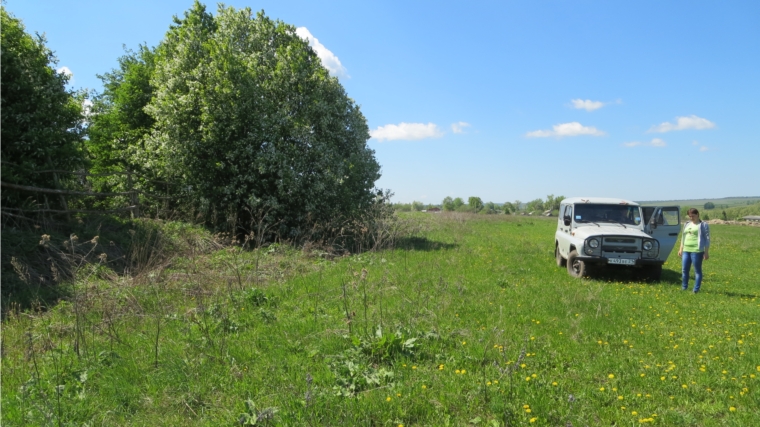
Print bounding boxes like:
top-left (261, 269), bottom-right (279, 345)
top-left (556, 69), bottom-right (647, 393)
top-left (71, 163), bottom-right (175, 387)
top-left (427, 207), bottom-right (441, 213)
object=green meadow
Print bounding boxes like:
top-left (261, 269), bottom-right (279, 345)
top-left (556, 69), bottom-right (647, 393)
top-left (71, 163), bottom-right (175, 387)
top-left (3, 214), bottom-right (758, 426)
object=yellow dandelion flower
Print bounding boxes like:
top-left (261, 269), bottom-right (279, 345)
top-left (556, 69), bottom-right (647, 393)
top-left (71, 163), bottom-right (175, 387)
top-left (729, 406), bottom-right (736, 412)
top-left (530, 417), bottom-right (537, 423)
top-left (421, 385), bottom-right (427, 389)
top-left (525, 408), bottom-right (532, 413)
top-left (608, 374), bottom-right (615, 379)
top-left (526, 376), bottom-right (531, 381)
top-left (618, 396), bottom-right (624, 400)
top-left (523, 404), bottom-right (530, 409)
top-left (552, 382), bottom-right (558, 386)
top-left (599, 387), bottom-right (605, 391)
top-left (632, 411), bottom-right (638, 416)
top-left (386, 397), bottom-right (391, 402)
top-left (461, 369), bottom-right (466, 374)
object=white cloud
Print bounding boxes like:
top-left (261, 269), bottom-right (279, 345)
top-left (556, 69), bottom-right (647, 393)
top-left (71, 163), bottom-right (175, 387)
top-left (370, 122), bottom-right (443, 142)
top-left (82, 99), bottom-right (93, 117)
top-left (699, 146), bottom-right (709, 152)
top-left (56, 66), bottom-right (73, 77)
top-left (451, 122), bottom-right (470, 133)
top-left (622, 138), bottom-right (667, 148)
top-left (571, 99), bottom-right (605, 112)
top-left (648, 115), bottom-right (716, 133)
top-left (525, 122), bottom-right (606, 138)
top-left (295, 27), bottom-right (348, 79)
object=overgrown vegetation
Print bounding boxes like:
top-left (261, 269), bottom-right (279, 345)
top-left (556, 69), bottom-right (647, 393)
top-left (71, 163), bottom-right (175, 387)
top-left (3, 213), bottom-right (758, 426)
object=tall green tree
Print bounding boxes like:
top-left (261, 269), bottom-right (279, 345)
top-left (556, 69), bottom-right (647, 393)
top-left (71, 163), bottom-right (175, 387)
top-left (86, 45), bottom-right (157, 202)
top-left (468, 196), bottom-right (484, 213)
top-left (442, 196), bottom-right (454, 211)
top-left (452, 197), bottom-right (465, 210)
top-left (150, 3), bottom-right (380, 233)
top-left (1, 9), bottom-right (85, 208)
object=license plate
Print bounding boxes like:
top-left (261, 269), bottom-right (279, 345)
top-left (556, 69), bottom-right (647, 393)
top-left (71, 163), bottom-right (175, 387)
top-left (608, 258), bottom-right (636, 265)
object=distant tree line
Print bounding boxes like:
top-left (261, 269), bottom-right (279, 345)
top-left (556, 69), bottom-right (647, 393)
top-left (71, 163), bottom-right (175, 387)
top-left (394, 194), bottom-right (566, 215)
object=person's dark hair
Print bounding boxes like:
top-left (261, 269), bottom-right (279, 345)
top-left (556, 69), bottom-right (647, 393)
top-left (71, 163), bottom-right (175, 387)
top-left (688, 208), bottom-right (700, 216)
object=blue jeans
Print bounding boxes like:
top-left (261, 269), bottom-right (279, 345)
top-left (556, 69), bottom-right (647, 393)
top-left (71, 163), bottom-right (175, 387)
top-left (682, 251), bottom-right (705, 292)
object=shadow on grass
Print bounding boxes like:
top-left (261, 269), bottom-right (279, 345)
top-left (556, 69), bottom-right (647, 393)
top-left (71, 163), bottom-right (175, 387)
top-left (395, 236), bottom-right (458, 252)
top-left (696, 290), bottom-right (759, 299)
top-left (587, 266), bottom-right (682, 285)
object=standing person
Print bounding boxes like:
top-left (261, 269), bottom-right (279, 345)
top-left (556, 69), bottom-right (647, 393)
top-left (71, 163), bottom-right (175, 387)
top-left (678, 208), bottom-right (710, 293)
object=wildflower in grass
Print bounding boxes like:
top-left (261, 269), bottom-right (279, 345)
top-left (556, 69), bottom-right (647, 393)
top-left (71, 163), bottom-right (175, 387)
top-left (525, 408), bottom-right (532, 413)
top-left (386, 397), bottom-right (391, 402)
top-left (461, 369), bottom-right (466, 374)
top-left (552, 382), bottom-right (558, 386)
top-left (608, 374), bottom-right (615, 379)
top-left (530, 417), bottom-right (537, 423)
top-left (456, 370), bottom-right (461, 374)
top-left (462, 341), bottom-right (466, 345)
top-left (520, 364), bottom-right (527, 368)
top-left (631, 411), bottom-right (638, 416)
top-left (640, 373), bottom-right (646, 377)
top-left (523, 404), bottom-right (530, 409)
top-left (421, 385), bottom-right (427, 389)
top-left (412, 366), bottom-right (417, 370)
top-left (397, 393), bottom-right (401, 397)
top-left (438, 364), bottom-right (444, 370)
top-left (729, 406), bottom-right (736, 412)
top-left (599, 387), bottom-right (605, 391)
top-left (682, 384), bottom-right (688, 389)
top-left (526, 376), bottom-right (531, 381)
top-left (618, 396), bottom-right (624, 400)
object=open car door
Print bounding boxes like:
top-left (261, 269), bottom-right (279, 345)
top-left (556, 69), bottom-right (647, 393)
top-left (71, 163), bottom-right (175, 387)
top-left (644, 206), bottom-right (681, 260)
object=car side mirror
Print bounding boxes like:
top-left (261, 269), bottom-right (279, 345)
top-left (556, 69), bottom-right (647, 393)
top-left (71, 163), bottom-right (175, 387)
top-left (649, 216), bottom-right (658, 229)
top-left (563, 217), bottom-right (571, 226)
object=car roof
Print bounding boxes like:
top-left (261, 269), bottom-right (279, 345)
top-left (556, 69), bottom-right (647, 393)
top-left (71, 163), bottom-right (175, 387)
top-left (562, 197), bottom-right (639, 206)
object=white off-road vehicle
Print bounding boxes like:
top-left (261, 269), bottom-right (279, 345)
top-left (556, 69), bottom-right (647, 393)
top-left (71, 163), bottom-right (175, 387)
top-left (554, 197), bottom-right (680, 281)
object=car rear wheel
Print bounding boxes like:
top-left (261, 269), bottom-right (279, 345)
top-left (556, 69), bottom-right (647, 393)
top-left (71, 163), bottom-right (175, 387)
top-left (555, 245), bottom-right (566, 267)
top-left (566, 250), bottom-right (587, 278)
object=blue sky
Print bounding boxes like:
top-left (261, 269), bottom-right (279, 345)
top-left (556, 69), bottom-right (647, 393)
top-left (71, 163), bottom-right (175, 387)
top-left (8, 0), bottom-right (759, 204)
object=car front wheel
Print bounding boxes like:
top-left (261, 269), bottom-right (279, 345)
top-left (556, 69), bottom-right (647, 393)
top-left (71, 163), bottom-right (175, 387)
top-left (566, 250), bottom-right (588, 278)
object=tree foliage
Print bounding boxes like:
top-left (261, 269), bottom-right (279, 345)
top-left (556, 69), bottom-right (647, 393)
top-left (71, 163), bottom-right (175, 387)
top-left (442, 196), bottom-right (454, 212)
top-left (703, 202), bottom-right (715, 210)
top-left (1, 9), bottom-right (85, 208)
top-left (86, 45), bottom-right (157, 201)
top-left (468, 197), bottom-right (484, 213)
top-left (88, 2), bottom-right (381, 235)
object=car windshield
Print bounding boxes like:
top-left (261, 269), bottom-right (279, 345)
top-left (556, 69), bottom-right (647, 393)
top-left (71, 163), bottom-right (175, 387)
top-left (574, 204), bottom-right (641, 226)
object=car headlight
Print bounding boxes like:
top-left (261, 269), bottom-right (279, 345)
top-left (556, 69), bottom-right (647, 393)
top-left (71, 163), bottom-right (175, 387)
top-left (643, 241), bottom-right (653, 251)
top-left (589, 239), bottom-right (599, 248)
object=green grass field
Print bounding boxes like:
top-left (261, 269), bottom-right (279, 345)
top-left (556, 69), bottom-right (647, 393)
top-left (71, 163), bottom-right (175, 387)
top-left (3, 214), bottom-right (758, 426)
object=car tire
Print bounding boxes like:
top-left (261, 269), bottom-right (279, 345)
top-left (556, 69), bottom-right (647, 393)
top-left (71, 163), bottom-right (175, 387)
top-left (566, 250), bottom-right (587, 278)
top-left (555, 245), bottom-right (566, 267)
